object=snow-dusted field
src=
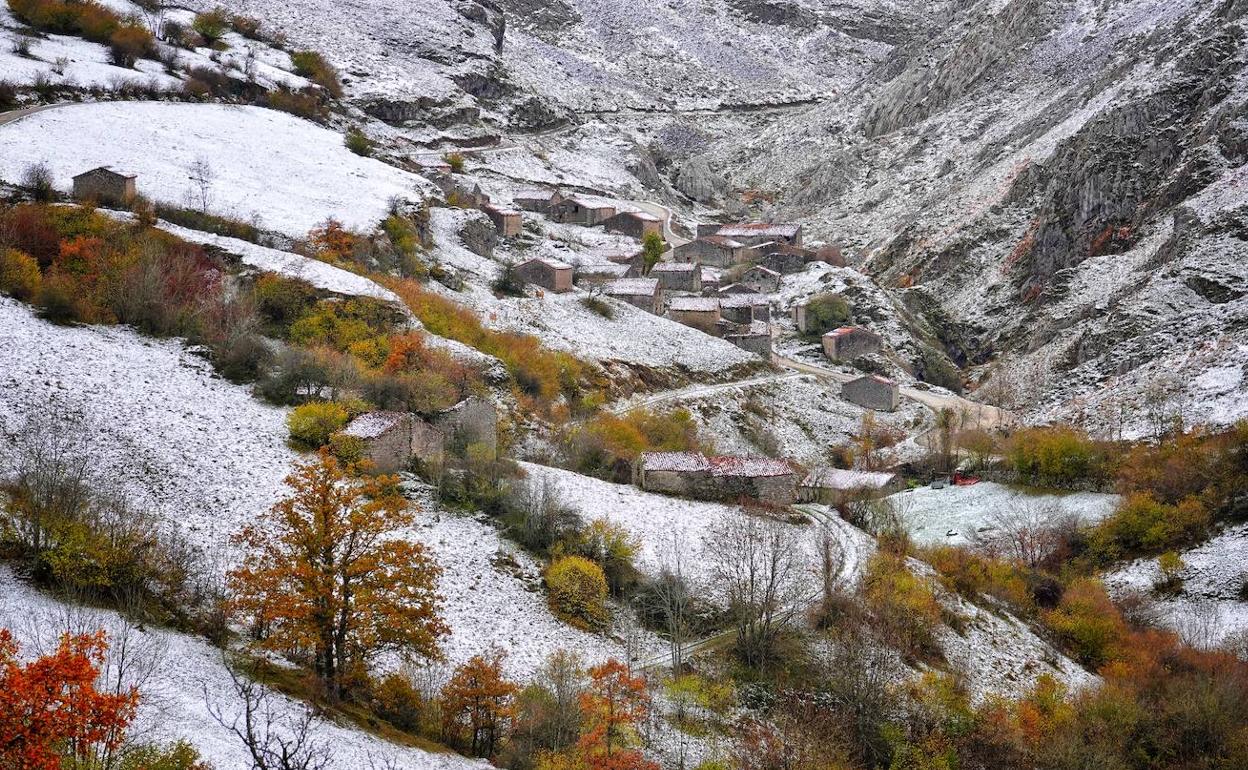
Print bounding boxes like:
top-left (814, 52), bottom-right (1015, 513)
top-left (1104, 523), bottom-right (1248, 648)
top-left (0, 567), bottom-right (488, 770)
top-left (0, 102), bottom-right (434, 237)
top-left (892, 481), bottom-right (1120, 547)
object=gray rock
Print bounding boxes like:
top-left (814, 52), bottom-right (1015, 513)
top-left (456, 209), bottom-right (497, 257)
top-left (674, 156), bottom-right (728, 204)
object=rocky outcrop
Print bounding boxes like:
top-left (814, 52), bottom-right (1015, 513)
top-left (455, 0), bottom-right (506, 52)
top-left (674, 156), bottom-right (728, 204)
top-left (508, 94), bottom-right (573, 131)
top-left (455, 209), bottom-right (497, 257)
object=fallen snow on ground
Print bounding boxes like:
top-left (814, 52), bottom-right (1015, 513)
top-left (160, 222), bottom-right (405, 304)
top-left (0, 567), bottom-right (489, 770)
top-left (891, 481), bottom-right (1120, 547)
top-left (0, 298), bottom-right (295, 563)
top-left (1104, 523), bottom-right (1248, 648)
top-left (0, 102), bottom-right (433, 237)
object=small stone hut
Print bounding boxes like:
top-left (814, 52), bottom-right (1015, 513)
top-left (842, 375), bottom-right (900, 412)
top-left (551, 195), bottom-right (617, 226)
top-left (799, 468), bottom-right (904, 505)
top-left (673, 235), bottom-right (750, 268)
top-left (431, 396), bottom-right (499, 456)
top-left (513, 189), bottom-right (563, 213)
top-left (633, 452), bottom-right (798, 507)
top-left (337, 412), bottom-right (444, 474)
top-left (515, 257), bottom-right (573, 293)
top-left (741, 265), bottom-right (782, 294)
top-left (720, 293), bottom-right (770, 324)
top-left (602, 210), bottom-right (663, 240)
top-left (725, 321), bottom-right (773, 358)
top-left (822, 326), bottom-right (882, 361)
top-left (575, 262), bottom-right (633, 287)
top-left (649, 261), bottom-right (701, 293)
top-left (666, 296), bottom-right (721, 334)
top-left (712, 223), bottom-right (803, 248)
top-left (72, 167), bottom-right (136, 206)
top-left (482, 203), bottom-right (523, 238)
top-left (604, 277), bottom-right (663, 314)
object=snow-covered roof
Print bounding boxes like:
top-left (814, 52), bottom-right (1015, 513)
top-left (720, 293), bottom-right (768, 308)
top-left (638, 451), bottom-right (711, 472)
top-left (650, 262), bottom-right (697, 273)
top-left (563, 194), bottom-right (616, 210)
top-left (483, 203), bottom-right (521, 216)
top-left (801, 468), bottom-right (898, 490)
top-left (604, 278), bottom-right (660, 296)
top-left (824, 326), bottom-right (875, 338)
top-left (668, 297), bottom-right (720, 312)
top-left (699, 235), bottom-right (745, 248)
top-left (709, 456), bottom-right (795, 478)
top-left (74, 165), bottom-right (135, 180)
top-left (576, 263), bottom-right (631, 277)
top-left (746, 266), bottom-right (781, 278)
top-left (519, 256), bottom-right (573, 271)
top-left (716, 223), bottom-right (801, 239)
top-left (618, 210), bottom-right (661, 222)
top-left (701, 268), bottom-right (719, 281)
top-left (719, 283), bottom-right (762, 296)
top-left (514, 188), bottom-right (558, 201)
top-left (341, 411), bottom-right (408, 439)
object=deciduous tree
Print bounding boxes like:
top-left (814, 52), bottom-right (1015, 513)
top-left (441, 649), bottom-right (519, 759)
top-left (576, 659), bottom-right (656, 770)
top-left (228, 449), bottom-right (447, 700)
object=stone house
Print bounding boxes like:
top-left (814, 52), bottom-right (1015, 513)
top-left (431, 396), bottom-right (499, 456)
top-left (605, 250), bottom-right (646, 274)
top-left (336, 411), bottom-right (445, 474)
top-left (798, 468), bottom-right (905, 505)
top-left (711, 222), bottom-right (803, 248)
top-left (725, 321), bottom-right (773, 358)
top-left (792, 302), bottom-right (815, 334)
top-left (551, 195), bottom-right (617, 226)
top-left (740, 265), bottom-right (782, 294)
top-left (666, 296), bottom-right (721, 334)
top-left (513, 188), bottom-right (563, 213)
top-left (672, 235), bottom-right (750, 268)
top-left (757, 248), bottom-right (812, 275)
top-left (515, 257), bottom-right (573, 293)
top-left (633, 452), bottom-right (798, 506)
top-left (822, 326), bottom-right (882, 361)
top-left (842, 375), bottom-right (900, 412)
top-left (718, 282), bottom-right (757, 295)
top-left (604, 277), bottom-right (664, 314)
top-left (437, 176), bottom-right (490, 207)
top-left (72, 167), bottom-right (136, 206)
top-left (575, 262), bottom-right (633, 287)
top-left (700, 268), bottom-right (720, 295)
top-left (719, 293), bottom-right (770, 324)
top-left (602, 210), bottom-right (663, 240)
top-left (482, 203), bottom-right (523, 237)
top-left (649, 261), bottom-right (701, 293)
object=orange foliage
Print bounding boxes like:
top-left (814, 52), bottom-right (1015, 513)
top-left (576, 659), bottom-right (656, 770)
top-left (441, 650), bottom-right (519, 759)
top-left (0, 628), bottom-right (138, 770)
top-left (308, 218), bottom-right (358, 266)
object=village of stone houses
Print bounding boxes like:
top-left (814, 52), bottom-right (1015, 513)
top-left (2, 1), bottom-right (1248, 769)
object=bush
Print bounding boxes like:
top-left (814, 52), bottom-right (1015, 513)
top-left (546, 555), bottom-right (609, 630)
top-left (155, 204), bottom-right (260, 243)
top-left (573, 518), bottom-right (639, 597)
top-left (0, 79), bottom-right (16, 108)
top-left (21, 162), bottom-right (56, 202)
top-left (344, 127), bottom-right (373, 157)
top-left (191, 8), bottom-right (230, 45)
top-left (286, 401), bottom-right (349, 449)
top-left (0, 249), bottom-right (41, 300)
top-left (290, 50), bottom-right (342, 97)
top-left (444, 152), bottom-right (465, 173)
top-left (580, 295), bottom-right (613, 319)
top-left (108, 24), bottom-right (152, 68)
top-left (491, 263), bottom-right (527, 297)
top-left (265, 86), bottom-right (326, 119)
top-left (1043, 578), bottom-right (1128, 669)
top-left (1087, 492), bottom-right (1210, 563)
top-left (862, 551), bottom-right (943, 661)
top-left (1006, 426), bottom-right (1109, 486)
top-left (253, 273), bottom-right (317, 331)
top-left (802, 292), bottom-right (850, 336)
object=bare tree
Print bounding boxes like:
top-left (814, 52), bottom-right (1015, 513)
top-left (206, 658), bottom-right (333, 770)
top-left (1, 407), bottom-right (96, 553)
top-left (974, 499), bottom-right (1075, 569)
top-left (815, 530), bottom-right (846, 625)
top-left (643, 530), bottom-right (695, 673)
top-left (189, 157), bottom-right (215, 213)
top-left (704, 510), bottom-right (812, 667)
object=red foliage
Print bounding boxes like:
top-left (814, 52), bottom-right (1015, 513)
top-left (577, 660), bottom-right (656, 770)
top-left (0, 628), bottom-right (138, 770)
top-left (1, 206), bottom-right (62, 267)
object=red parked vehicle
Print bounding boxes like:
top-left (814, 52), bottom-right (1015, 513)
top-left (952, 471), bottom-right (980, 486)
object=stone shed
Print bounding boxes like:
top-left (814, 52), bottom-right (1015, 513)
top-left (724, 321), bottom-right (773, 358)
top-left (842, 375), bottom-right (900, 412)
top-left (513, 188), bottom-right (563, 213)
top-left (719, 293), bottom-right (770, 324)
top-left (740, 265), bottom-right (782, 294)
top-left (700, 268), bottom-right (720, 295)
top-left (337, 411), bottom-right (444, 474)
top-left (711, 222), bottom-right (803, 248)
top-left (515, 257), bottom-right (573, 293)
top-left (649, 261), bottom-right (701, 293)
top-left (575, 262), bottom-right (633, 287)
top-left (799, 468), bottom-right (904, 505)
top-left (603, 210), bottom-right (663, 240)
top-left (666, 296), bottom-right (721, 334)
top-left (72, 167), bottom-right (136, 206)
top-left (822, 326), bottom-right (882, 361)
top-left (673, 235), bottom-right (750, 268)
top-left (757, 248), bottom-right (812, 275)
top-left (482, 204), bottom-right (523, 238)
top-left (604, 277), bottom-right (663, 314)
top-left (633, 452), bottom-right (799, 506)
top-left (551, 195), bottom-right (617, 226)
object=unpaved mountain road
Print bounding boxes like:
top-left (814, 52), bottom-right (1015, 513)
top-left (0, 103), bottom-right (68, 127)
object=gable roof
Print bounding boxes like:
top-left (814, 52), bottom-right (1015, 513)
top-left (513, 188), bottom-right (558, 201)
top-left (614, 210), bottom-right (661, 222)
top-left (576, 263), bottom-right (632, 277)
top-left (604, 278), bottom-right (660, 296)
top-left (824, 326), bottom-right (877, 339)
top-left (745, 266), bottom-right (781, 278)
top-left (340, 411), bottom-right (408, 439)
top-left (698, 235), bottom-right (745, 249)
top-left (709, 456), bottom-right (795, 478)
top-left (650, 262), bottom-right (697, 273)
top-left (719, 293), bottom-right (767, 308)
top-left (848, 374), bottom-right (897, 387)
top-left (73, 166), bottom-right (135, 181)
top-left (519, 257), bottom-right (572, 271)
top-left (716, 223), bottom-right (801, 239)
top-left (638, 451), bottom-right (711, 473)
top-left (668, 297), bottom-right (720, 312)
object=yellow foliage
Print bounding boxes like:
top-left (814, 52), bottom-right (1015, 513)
top-left (0, 249), bottom-right (41, 301)
top-left (546, 556), bottom-right (609, 630)
top-left (286, 401), bottom-right (349, 449)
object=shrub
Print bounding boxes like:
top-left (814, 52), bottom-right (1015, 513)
top-left (862, 551), bottom-right (943, 661)
top-left (1155, 551), bottom-right (1185, 595)
top-left (108, 24), bottom-right (152, 68)
top-left (191, 8), bottom-right (230, 45)
top-left (573, 518), bottom-right (639, 596)
top-left (285, 401), bottom-right (349, 449)
top-left (546, 555), bottom-right (609, 630)
top-left (1087, 492), bottom-right (1210, 563)
top-left (802, 292), bottom-right (850, 336)
top-left (491, 263), bottom-right (526, 297)
top-left (34, 271), bottom-right (84, 324)
top-left (0, 249), bottom-right (41, 300)
top-left (265, 86), bottom-right (325, 119)
top-left (444, 152), bottom-right (465, 173)
top-left (370, 671), bottom-right (428, 733)
top-left (580, 295), bottom-right (613, 319)
top-left (329, 433), bottom-right (365, 464)
top-left (21, 162), bottom-right (56, 202)
top-left (155, 204), bottom-right (260, 242)
top-left (0, 79), bottom-right (16, 108)
top-left (253, 273), bottom-right (317, 331)
top-left (1006, 426), bottom-right (1109, 486)
top-left (344, 127), bottom-right (373, 157)
top-left (1043, 578), bottom-right (1128, 669)
top-left (641, 231), bottom-right (664, 274)
top-left (290, 50), bottom-right (342, 97)
top-left (230, 14), bottom-right (263, 40)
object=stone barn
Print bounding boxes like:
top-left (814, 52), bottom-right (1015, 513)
top-left (799, 468), bottom-right (905, 505)
top-left (551, 195), bottom-right (617, 226)
top-left (431, 396), bottom-right (499, 456)
top-left (822, 326), bottom-right (882, 361)
top-left (633, 452), bottom-right (798, 506)
top-left (700, 269), bottom-right (720, 295)
top-left (482, 204), bottom-right (523, 237)
top-left (633, 452), bottom-right (712, 498)
top-left (603, 210), bottom-right (663, 240)
top-left (757, 249), bottom-right (811, 275)
top-left (725, 321), bottom-right (773, 358)
top-left (720, 294), bottom-right (770, 324)
top-left (842, 375), bottom-right (900, 412)
top-left (713, 223), bottom-right (803, 248)
top-left (575, 262), bottom-right (633, 287)
top-left (673, 235), bottom-right (750, 268)
top-left (667, 296), bottom-right (721, 334)
top-left (513, 189), bottom-right (563, 213)
top-left (336, 411), bottom-right (444, 473)
top-left (604, 277), bottom-right (663, 314)
top-left (72, 167), bottom-right (136, 206)
top-left (515, 257), bottom-right (573, 293)
top-left (649, 262), bottom-right (701, 293)
top-left (741, 265), bottom-right (782, 294)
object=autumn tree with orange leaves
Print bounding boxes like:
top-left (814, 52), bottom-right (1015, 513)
top-left (441, 649), bottom-right (519, 760)
top-left (0, 628), bottom-right (138, 770)
top-left (228, 449), bottom-right (447, 701)
top-left (576, 659), bottom-right (656, 770)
